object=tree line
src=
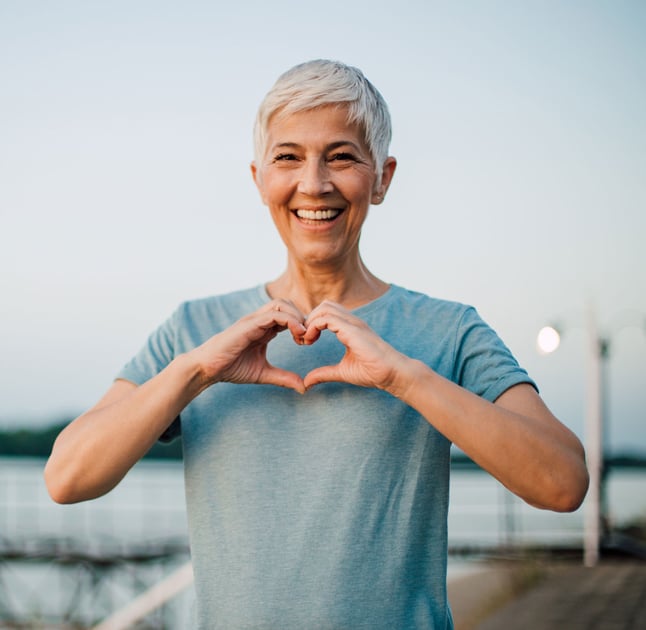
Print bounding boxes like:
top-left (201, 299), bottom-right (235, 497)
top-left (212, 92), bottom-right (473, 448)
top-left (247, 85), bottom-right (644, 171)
top-left (2, 421), bottom-right (645, 468)
top-left (0, 421), bottom-right (183, 459)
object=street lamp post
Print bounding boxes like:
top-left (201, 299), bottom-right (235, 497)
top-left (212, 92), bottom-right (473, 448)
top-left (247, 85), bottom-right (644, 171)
top-left (539, 308), bottom-right (646, 566)
top-left (537, 304), bottom-right (609, 567)
top-left (582, 305), bottom-right (607, 567)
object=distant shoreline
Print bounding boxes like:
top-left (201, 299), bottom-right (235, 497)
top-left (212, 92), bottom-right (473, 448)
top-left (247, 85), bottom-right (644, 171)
top-left (2, 422), bottom-right (646, 468)
top-left (450, 452), bottom-right (646, 471)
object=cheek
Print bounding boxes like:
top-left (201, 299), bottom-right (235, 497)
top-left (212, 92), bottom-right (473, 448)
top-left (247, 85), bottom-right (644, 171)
top-left (263, 177), bottom-right (292, 204)
top-left (346, 180), bottom-right (374, 205)
top-left (339, 169), bottom-right (376, 195)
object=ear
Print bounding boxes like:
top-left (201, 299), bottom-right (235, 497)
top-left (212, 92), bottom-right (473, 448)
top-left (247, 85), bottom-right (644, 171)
top-left (250, 161), bottom-right (268, 205)
top-left (371, 157), bottom-right (397, 205)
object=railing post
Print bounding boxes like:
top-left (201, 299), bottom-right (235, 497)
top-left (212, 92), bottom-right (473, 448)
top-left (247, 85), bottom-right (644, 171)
top-left (584, 304), bottom-right (603, 567)
top-left (92, 560), bottom-right (194, 630)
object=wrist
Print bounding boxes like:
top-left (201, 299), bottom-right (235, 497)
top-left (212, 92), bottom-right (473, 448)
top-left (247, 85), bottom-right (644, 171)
top-left (385, 357), bottom-right (431, 403)
top-left (171, 352), bottom-right (213, 399)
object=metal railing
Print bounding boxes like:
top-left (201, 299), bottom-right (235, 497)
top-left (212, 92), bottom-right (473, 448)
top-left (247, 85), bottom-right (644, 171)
top-left (0, 460), bottom-right (598, 627)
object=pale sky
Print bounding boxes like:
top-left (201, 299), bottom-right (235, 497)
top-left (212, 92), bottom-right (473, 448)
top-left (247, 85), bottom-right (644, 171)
top-left (1, 1), bottom-right (645, 453)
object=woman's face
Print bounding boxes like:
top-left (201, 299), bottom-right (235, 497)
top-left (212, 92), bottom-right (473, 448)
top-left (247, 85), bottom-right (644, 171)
top-left (252, 105), bottom-right (395, 270)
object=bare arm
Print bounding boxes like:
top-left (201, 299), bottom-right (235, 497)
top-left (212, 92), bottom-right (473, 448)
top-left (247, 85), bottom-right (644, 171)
top-left (44, 300), bottom-right (308, 504)
top-left (303, 301), bottom-right (589, 512)
top-left (391, 369), bottom-right (588, 511)
top-left (44, 357), bottom-right (204, 503)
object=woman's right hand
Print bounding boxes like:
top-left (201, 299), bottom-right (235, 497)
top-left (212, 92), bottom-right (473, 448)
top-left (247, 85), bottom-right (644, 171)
top-left (191, 299), bottom-right (307, 393)
top-left (45, 299), bottom-right (308, 504)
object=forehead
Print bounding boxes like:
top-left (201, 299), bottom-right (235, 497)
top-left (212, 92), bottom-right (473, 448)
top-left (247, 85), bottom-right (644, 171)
top-left (265, 105), bottom-right (367, 151)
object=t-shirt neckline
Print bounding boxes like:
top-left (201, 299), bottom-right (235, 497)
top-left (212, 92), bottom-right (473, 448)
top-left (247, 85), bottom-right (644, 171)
top-left (256, 283), bottom-right (396, 316)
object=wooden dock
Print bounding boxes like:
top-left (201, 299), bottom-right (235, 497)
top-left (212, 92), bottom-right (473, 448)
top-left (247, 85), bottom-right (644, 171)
top-left (472, 559), bottom-right (646, 629)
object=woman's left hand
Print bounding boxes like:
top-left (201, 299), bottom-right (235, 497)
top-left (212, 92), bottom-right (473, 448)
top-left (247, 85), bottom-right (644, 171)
top-left (301, 301), bottom-right (589, 513)
top-left (301, 301), bottom-right (409, 392)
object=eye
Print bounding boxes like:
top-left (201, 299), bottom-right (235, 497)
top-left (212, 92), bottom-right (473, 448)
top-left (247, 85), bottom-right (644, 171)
top-left (273, 153), bottom-right (298, 162)
top-left (329, 152), bottom-right (357, 162)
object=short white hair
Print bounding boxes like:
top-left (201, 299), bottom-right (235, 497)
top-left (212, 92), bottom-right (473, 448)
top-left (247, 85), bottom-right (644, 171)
top-left (254, 59), bottom-right (392, 177)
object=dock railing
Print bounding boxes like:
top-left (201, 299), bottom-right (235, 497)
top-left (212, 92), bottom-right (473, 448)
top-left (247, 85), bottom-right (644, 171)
top-left (2, 459), bottom-right (591, 627)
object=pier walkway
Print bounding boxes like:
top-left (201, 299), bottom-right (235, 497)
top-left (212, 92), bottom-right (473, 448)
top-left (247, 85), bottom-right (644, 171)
top-left (450, 558), bottom-right (646, 630)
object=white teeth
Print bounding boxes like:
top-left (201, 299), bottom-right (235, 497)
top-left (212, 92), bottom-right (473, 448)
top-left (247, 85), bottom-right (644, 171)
top-left (295, 209), bottom-right (340, 220)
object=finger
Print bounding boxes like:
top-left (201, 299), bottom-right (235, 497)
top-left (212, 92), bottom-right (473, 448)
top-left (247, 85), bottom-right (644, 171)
top-left (301, 323), bottom-right (323, 345)
top-left (262, 366), bottom-right (306, 394)
top-left (303, 364), bottom-right (343, 390)
top-left (302, 311), bottom-right (355, 345)
top-left (261, 298), bottom-right (306, 321)
top-left (286, 318), bottom-right (307, 344)
top-left (251, 309), bottom-right (306, 340)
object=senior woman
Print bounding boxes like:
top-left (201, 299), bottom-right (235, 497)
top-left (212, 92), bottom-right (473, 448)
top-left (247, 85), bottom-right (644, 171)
top-left (45, 59), bottom-right (588, 629)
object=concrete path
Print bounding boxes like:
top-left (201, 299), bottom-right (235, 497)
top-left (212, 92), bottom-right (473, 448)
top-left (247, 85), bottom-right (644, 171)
top-left (467, 561), bottom-right (646, 629)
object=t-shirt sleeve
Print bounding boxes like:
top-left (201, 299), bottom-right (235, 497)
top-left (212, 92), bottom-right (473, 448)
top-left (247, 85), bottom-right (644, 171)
top-left (116, 307), bottom-right (182, 442)
top-left (118, 309), bottom-right (178, 384)
top-left (452, 306), bottom-right (537, 402)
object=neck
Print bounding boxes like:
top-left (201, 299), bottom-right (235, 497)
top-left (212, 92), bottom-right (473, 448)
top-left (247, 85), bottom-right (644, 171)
top-left (266, 256), bottom-right (389, 314)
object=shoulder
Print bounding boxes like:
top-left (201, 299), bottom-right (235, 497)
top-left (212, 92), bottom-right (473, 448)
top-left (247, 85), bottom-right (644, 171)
top-left (361, 285), bottom-right (482, 354)
top-left (375, 284), bottom-right (475, 325)
top-left (383, 287), bottom-right (534, 398)
top-left (157, 285), bottom-right (269, 343)
top-left (174, 285), bottom-right (268, 322)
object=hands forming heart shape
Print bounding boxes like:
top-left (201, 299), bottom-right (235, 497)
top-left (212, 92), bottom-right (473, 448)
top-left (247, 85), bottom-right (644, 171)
top-left (194, 299), bottom-right (408, 396)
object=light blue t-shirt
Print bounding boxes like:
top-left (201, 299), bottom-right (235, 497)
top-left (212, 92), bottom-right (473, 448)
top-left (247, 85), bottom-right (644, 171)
top-left (118, 284), bottom-right (535, 629)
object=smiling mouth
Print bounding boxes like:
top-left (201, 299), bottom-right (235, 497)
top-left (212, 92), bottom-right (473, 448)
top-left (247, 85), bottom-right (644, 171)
top-left (294, 208), bottom-right (342, 221)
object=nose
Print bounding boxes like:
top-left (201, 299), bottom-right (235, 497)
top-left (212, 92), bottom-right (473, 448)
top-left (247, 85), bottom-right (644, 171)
top-left (297, 159), bottom-right (334, 196)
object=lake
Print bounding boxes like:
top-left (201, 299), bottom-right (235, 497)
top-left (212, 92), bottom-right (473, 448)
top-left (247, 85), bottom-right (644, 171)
top-left (1, 457), bottom-right (644, 626)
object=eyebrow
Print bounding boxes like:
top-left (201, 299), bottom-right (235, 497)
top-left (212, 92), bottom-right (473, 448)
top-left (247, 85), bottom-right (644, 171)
top-left (271, 140), bottom-right (363, 152)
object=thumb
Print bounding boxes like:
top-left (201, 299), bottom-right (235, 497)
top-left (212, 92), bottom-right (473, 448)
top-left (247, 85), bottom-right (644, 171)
top-left (262, 366), bottom-right (306, 394)
top-left (303, 364), bottom-right (343, 390)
